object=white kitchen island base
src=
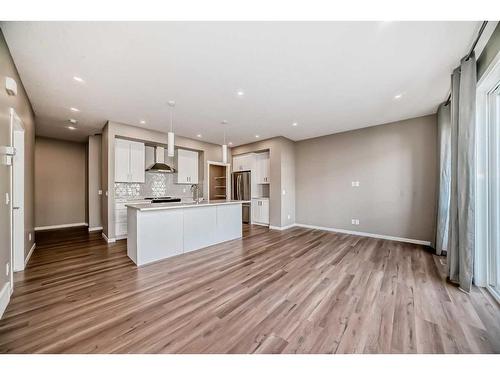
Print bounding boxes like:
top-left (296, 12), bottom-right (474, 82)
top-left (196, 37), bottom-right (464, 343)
top-left (126, 200), bottom-right (243, 266)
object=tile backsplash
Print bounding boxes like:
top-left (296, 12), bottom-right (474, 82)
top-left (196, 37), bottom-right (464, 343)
top-left (115, 172), bottom-right (202, 200)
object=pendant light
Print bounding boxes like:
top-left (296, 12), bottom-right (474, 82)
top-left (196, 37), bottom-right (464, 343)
top-left (167, 100), bottom-right (175, 157)
top-left (221, 120), bottom-right (228, 164)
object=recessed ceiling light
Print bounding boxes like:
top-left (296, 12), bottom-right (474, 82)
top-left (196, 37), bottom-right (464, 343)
top-left (70, 107), bottom-right (80, 112)
top-left (292, 122), bottom-right (298, 127)
top-left (255, 135), bottom-right (260, 138)
top-left (140, 120), bottom-right (146, 124)
top-left (67, 126), bottom-right (76, 130)
top-left (394, 93), bottom-right (403, 100)
top-left (197, 134), bottom-right (202, 138)
top-left (73, 76), bottom-right (84, 83)
top-left (237, 90), bottom-right (245, 97)
top-left (69, 119), bottom-right (77, 124)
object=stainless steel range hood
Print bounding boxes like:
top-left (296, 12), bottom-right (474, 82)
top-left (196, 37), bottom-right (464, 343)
top-left (146, 146), bottom-right (175, 173)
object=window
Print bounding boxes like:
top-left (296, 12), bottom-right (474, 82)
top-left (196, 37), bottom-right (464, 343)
top-left (476, 52), bottom-right (500, 302)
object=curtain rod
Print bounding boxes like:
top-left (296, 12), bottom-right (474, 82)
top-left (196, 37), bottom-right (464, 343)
top-left (445, 20), bottom-right (488, 105)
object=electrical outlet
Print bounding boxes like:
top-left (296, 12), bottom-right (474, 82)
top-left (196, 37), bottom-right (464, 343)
top-left (287, 214), bottom-right (291, 220)
top-left (282, 189), bottom-right (286, 195)
top-left (98, 190), bottom-right (102, 195)
top-left (351, 219), bottom-right (360, 225)
top-left (351, 181), bottom-right (360, 187)
top-left (28, 232), bottom-right (32, 241)
top-left (6, 263), bottom-right (9, 276)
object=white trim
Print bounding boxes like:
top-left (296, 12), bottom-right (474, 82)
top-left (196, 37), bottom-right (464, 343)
top-left (88, 226), bottom-right (103, 232)
top-left (475, 49), bottom-right (500, 287)
top-left (0, 282), bottom-right (11, 320)
top-left (24, 242), bottom-right (35, 267)
top-left (486, 285), bottom-right (500, 305)
top-left (269, 223), bottom-right (296, 231)
top-left (34, 222), bottom-right (88, 231)
top-left (253, 222), bottom-right (269, 227)
top-left (102, 232), bottom-right (116, 243)
top-left (207, 160), bottom-right (231, 200)
top-left (294, 223), bottom-right (431, 246)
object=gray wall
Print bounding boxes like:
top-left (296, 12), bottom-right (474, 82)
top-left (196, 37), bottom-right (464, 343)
top-left (231, 137), bottom-right (296, 228)
top-left (35, 137), bottom-right (87, 228)
top-left (101, 121), bottom-right (224, 239)
top-left (295, 114), bottom-right (437, 242)
top-left (0, 29), bottom-right (36, 292)
top-left (88, 135), bottom-right (102, 230)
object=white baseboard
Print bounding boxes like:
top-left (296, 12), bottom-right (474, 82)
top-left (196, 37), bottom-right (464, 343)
top-left (88, 226), bottom-right (103, 232)
top-left (294, 223), bottom-right (432, 246)
top-left (252, 222), bottom-right (269, 227)
top-left (269, 224), bottom-right (296, 231)
top-left (0, 282), bottom-right (11, 320)
top-left (25, 242), bottom-right (36, 266)
top-left (102, 232), bottom-right (116, 243)
top-left (35, 222), bottom-right (88, 231)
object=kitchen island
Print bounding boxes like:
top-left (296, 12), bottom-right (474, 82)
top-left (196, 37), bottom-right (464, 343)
top-left (126, 200), bottom-right (244, 266)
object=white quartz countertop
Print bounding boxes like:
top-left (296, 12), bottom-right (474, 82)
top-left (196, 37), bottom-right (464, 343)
top-left (126, 199), bottom-right (249, 211)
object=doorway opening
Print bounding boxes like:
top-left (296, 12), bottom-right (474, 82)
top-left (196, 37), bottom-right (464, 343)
top-left (207, 161), bottom-right (230, 200)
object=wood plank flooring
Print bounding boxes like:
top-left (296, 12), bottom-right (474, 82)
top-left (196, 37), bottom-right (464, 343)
top-left (0, 225), bottom-right (499, 353)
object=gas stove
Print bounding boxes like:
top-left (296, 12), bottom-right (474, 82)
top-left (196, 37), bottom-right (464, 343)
top-left (145, 197), bottom-right (181, 203)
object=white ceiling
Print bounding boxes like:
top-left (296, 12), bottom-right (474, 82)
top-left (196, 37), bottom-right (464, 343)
top-left (1, 21), bottom-right (481, 144)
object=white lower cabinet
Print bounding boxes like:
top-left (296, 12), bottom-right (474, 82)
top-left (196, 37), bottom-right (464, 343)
top-left (251, 198), bottom-right (270, 225)
top-left (183, 206), bottom-right (217, 253)
top-left (115, 199), bottom-right (150, 239)
top-left (127, 203), bottom-right (243, 266)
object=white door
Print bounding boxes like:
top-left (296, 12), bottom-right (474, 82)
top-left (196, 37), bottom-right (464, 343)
top-left (263, 155), bottom-right (270, 183)
top-left (256, 153), bottom-right (270, 183)
top-left (12, 128), bottom-right (24, 271)
top-left (260, 199), bottom-right (270, 225)
top-left (129, 140), bottom-right (145, 183)
top-left (251, 198), bottom-right (260, 223)
top-left (177, 149), bottom-right (198, 184)
top-left (115, 139), bottom-right (130, 182)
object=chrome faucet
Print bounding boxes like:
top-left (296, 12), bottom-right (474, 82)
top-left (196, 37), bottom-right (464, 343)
top-left (190, 184), bottom-right (200, 202)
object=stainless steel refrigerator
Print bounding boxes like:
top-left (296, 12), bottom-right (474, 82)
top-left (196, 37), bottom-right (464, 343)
top-left (232, 171), bottom-right (251, 223)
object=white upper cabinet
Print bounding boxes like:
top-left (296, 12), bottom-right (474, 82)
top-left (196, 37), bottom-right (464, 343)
top-left (115, 139), bottom-right (145, 183)
top-left (115, 139), bottom-right (130, 182)
top-left (129, 141), bottom-right (146, 183)
top-left (256, 152), bottom-right (270, 184)
top-left (176, 148), bottom-right (199, 184)
top-left (232, 153), bottom-right (256, 172)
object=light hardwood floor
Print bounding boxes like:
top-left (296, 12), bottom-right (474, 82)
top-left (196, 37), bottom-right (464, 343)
top-left (0, 225), bottom-right (499, 353)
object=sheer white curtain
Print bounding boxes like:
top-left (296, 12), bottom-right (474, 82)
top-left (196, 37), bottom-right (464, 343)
top-left (435, 102), bottom-right (451, 256)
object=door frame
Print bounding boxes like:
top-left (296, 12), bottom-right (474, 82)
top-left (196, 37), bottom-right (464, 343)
top-left (9, 108), bottom-right (25, 281)
top-left (476, 50), bottom-right (500, 303)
